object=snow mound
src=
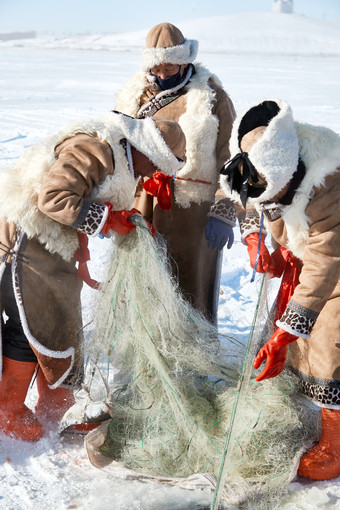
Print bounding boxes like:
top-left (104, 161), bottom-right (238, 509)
top-left (1, 13), bottom-right (340, 57)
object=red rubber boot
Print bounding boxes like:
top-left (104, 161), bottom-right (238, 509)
top-left (35, 368), bottom-right (75, 422)
top-left (298, 407), bottom-right (340, 480)
top-left (0, 356), bottom-right (43, 441)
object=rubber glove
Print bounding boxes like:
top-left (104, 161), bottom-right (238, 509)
top-left (245, 232), bottom-right (272, 272)
top-left (269, 246), bottom-right (288, 278)
top-left (205, 217), bottom-right (234, 251)
top-left (101, 204), bottom-right (141, 236)
top-left (253, 327), bottom-right (298, 382)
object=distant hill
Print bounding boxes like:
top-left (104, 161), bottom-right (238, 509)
top-left (1, 13), bottom-right (340, 57)
top-left (178, 13), bottom-right (340, 56)
top-left (0, 31), bottom-right (36, 41)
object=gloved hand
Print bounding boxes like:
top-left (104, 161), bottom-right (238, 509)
top-left (245, 232), bottom-right (272, 272)
top-left (253, 327), bottom-right (298, 382)
top-left (205, 217), bottom-right (234, 251)
top-left (101, 204), bottom-right (141, 236)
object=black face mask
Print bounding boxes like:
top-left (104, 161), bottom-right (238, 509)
top-left (151, 66), bottom-right (183, 90)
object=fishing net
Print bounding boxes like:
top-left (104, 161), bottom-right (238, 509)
top-left (84, 214), bottom-right (318, 508)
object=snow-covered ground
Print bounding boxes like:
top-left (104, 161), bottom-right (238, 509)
top-left (0, 12), bottom-right (340, 510)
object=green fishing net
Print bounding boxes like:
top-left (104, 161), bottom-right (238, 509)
top-left (86, 215), bottom-right (318, 508)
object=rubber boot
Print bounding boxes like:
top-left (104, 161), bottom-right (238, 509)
top-left (35, 368), bottom-right (75, 422)
top-left (298, 407), bottom-right (340, 480)
top-left (0, 356), bottom-right (43, 441)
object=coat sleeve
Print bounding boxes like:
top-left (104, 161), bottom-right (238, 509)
top-left (277, 172), bottom-right (340, 337)
top-left (38, 133), bottom-right (115, 236)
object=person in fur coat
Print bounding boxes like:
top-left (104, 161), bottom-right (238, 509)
top-left (114, 22), bottom-right (236, 323)
top-left (0, 111), bottom-right (186, 441)
top-left (220, 98), bottom-right (340, 481)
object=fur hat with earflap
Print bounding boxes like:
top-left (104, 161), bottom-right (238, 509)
top-left (0, 111), bottom-right (186, 262)
top-left (141, 22), bottom-right (198, 71)
top-left (111, 112), bottom-right (186, 175)
top-left (220, 99), bottom-right (300, 208)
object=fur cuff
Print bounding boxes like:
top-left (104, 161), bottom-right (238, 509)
top-left (277, 300), bottom-right (319, 338)
top-left (239, 209), bottom-right (264, 244)
top-left (72, 202), bottom-right (107, 237)
top-left (208, 198), bottom-right (236, 227)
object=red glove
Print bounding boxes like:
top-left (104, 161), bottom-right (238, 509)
top-left (253, 327), bottom-right (298, 382)
top-left (101, 204), bottom-right (141, 236)
top-left (269, 246), bottom-right (287, 278)
top-left (245, 233), bottom-right (272, 273)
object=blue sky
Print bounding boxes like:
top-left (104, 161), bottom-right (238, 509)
top-left (0, 0), bottom-right (339, 34)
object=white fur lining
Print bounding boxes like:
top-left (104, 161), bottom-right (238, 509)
top-left (115, 64), bottom-right (221, 207)
top-left (222, 99), bottom-right (299, 205)
top-left (141, 39), bottom-right (198, 70)
top-left (276, 320), bottom-right (310, 339)
top-left (281, 122), bottom-right (340, 258)
top-left (221, 120), bottom-right (340, 259)
top-left (0, 112), bottom-right (182, 261)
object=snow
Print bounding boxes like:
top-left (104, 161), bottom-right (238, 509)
top-left (0, 11), bottom-right (340, 510)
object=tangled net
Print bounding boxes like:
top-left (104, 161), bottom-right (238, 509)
top-left (86, 215), bottom-right (317, 508)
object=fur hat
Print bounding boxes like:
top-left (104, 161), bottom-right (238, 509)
top-left (152, 116), bottom-right (186, 162)
top-left (220, 99), bottom-right (300, 207)
top-left (115, 113), bottom-right (186, 175)
top-left (141, 22), bottom-right (198, 71)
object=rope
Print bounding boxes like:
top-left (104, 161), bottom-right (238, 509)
top-left (210, 273), bottom-right (266, 510)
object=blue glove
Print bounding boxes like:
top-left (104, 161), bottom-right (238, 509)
top-left (205, 217), bottom-right (234, 251)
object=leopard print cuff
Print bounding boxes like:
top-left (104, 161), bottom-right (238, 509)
top-left (208, 198), bottom-right (236, 227)
top-left (277, 300), bottom-right (319, 338)
top-left (239, 209), bottom-right (264, 244)
top-left (289, 368), bottom-right (340, 407)
top-left (263, 206), bottom-right (282, 222)
top-left (71, 201), bottom-right (108, 237)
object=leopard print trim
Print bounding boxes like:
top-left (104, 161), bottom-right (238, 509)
top-left (289, 368), bottom-right (340, 407)
top-left (277, 299), bottom-right (319, 338)
top-left (239, 208), bottom-right (263, 242)
top-left (263, 207), bottom-right (282, 222)
top-left (208, 198), bottom-right (236, 227)
top-left (71, 201), bottom-right (107, 237)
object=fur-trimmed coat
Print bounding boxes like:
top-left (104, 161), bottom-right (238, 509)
top-left (115, 65), bottom-right (236, 321)
top-left (116, 64), bottom-right (236, 207)
top-left (0, 131), bottom-right (127, 387)
top-left (236, 122), bottom-right (340, 407)
top-left (0, 112), bottom-right (183, 387)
